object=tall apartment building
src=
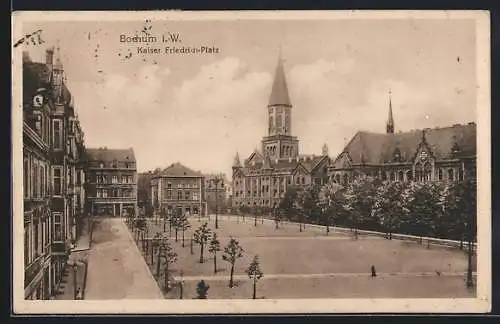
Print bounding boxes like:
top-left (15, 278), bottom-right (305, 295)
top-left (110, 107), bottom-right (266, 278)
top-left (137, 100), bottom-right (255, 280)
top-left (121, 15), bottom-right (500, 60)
top-left (151, 162), bottom-right (206, 217)
top-left (85, 147), bottom-right (138, 217)
top-left (23, 47), bottom-right (86, 299)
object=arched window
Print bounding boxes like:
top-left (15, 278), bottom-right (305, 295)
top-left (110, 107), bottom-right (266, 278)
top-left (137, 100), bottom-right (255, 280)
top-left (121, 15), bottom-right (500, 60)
top-left (406, 170), bottom-right (413, 181)
top-left (448, 169), bottom-right (454, 181)
top-left (398, 170), bottom-right (404, 182)
top-left (335, 174), bottom-right (340, 184)
top-left (414, 162), bottom-right (422, 182)
top-left (269, 116), bottom-right (273, 132)
top-left (424, 163), bottom-right (432, 181)
top-left (390, 172), bottom-right (396, 181)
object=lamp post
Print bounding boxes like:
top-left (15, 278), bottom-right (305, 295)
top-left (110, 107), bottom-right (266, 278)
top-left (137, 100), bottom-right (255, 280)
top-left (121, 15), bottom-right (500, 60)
top-left (72, 263), bottom-right (78, 300)
top-left (179, 270), bottom-right (184, 299)
top-left (212, 176), bottom-right (223, 229)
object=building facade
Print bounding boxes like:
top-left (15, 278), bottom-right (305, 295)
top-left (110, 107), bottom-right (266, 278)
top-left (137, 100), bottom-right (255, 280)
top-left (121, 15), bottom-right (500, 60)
top-left (137, 171), bottom-right (155, 216)
top-left (85, 148), bottom-right (138, 217)
top-left (151, 163), bottom-right (206, 217)
top-left (204, 173), bottom-right (229, 214)
top-left (328, 95), bottom-right (477, 185)
top-left (23, 47), bottom-right (86, 299)
top-left (232, 58), bottom-right (330, 210)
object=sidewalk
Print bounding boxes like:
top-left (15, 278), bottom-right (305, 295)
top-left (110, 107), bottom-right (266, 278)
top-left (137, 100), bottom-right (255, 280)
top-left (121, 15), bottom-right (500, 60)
top-left (54, 251), bottom-right (89, 300)
top-left (54, 216), bottom-right (93, 300)
top-left (74, 216), bottom-right (93, 252)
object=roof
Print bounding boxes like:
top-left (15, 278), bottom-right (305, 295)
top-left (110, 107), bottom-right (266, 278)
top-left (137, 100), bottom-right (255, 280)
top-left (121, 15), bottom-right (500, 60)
top-left (85, 147), bottom-right (136, 162)
top-left (23, 62), bottom-right (51, 105)
top-left (333, 123), bottom-right (476, 167)
top-left (268, 58), bottom-right (291, 107)
top-left (156, 162), bottom-right (203, 178)
top-left (23, 60), bottom-right (72, 107)
top-left (237, 153), bottom-right (328, 175)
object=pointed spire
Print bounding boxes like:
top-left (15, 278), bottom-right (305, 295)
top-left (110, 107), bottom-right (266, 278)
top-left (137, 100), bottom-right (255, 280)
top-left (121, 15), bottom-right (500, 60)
top-left (54, 40), bottom-right (63, 70)
top-left (268, 54), bottom-right (291, 107)
top-left (322, 143), bottom-right (329, 156)
top-left (386, 90), bottom-right (394, 134)
top-left (233, 152), bottom-right (241, 168)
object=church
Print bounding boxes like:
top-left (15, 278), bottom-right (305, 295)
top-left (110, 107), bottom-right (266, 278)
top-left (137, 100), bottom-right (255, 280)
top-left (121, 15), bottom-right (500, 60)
top-left (328, 95), bottom-right (477, 186)
top-left (231, 58), bottom-right (330, 210)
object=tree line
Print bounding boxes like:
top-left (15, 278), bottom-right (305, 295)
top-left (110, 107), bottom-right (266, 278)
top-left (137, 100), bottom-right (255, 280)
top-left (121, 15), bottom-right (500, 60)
top-left (274, 176), bottom-right (477, 246)
top-left (126, 214), bottom-right (265, 299)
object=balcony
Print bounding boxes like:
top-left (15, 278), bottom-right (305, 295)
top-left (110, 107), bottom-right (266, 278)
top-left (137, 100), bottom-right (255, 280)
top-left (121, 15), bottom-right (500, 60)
top-left (51, 241), bottom-right (70, 255)
top-left (24, 255), bottom-right (44, 288)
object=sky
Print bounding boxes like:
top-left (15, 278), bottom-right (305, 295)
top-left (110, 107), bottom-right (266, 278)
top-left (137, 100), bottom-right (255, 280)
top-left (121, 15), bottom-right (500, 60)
top-left (21, 17), bottom-right (477, 175)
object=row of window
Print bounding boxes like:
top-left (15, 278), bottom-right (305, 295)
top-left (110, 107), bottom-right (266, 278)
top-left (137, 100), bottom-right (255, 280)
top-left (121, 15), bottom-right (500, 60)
top-left (24, 212), bottom-right (62, 266)
top-left (164, 182), bottom-right (199, 189)
top-left (164, 190), bottom-right (200, 201)
top-left (23, 160), bottom-right (82, 198)
top-left (96, 189), bottom-right (135, 198)
top-left (330, 167), bottom-right (465, 185)
top-left (96, 162), bottom-right (135, 169)
top-left (96, 175), bottom-right (134, 184)
top-left (23, 157), bottom-right (50, 199)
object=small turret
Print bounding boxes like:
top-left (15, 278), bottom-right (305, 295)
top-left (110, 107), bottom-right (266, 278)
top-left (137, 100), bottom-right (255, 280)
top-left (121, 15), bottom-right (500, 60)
top-left (322, 143), bottom-right (329, 156)
top-left (232, 152), bottom-right (242, 168)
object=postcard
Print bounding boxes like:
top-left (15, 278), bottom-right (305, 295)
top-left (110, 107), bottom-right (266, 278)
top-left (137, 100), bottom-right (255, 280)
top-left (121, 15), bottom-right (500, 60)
top-left (11, 10), bottom-right (491, 314)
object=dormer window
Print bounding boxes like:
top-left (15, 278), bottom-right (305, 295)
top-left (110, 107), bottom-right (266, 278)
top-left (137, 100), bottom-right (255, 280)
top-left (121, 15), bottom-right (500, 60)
top-left (393, 148), bottom-right (401, 162)
top-left (451, 142), bottom-right (461, 154)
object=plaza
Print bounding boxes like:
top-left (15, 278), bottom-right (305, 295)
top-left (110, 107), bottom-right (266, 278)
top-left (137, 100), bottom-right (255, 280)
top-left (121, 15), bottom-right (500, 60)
top-left (120, 214), bottom-right (476, 299)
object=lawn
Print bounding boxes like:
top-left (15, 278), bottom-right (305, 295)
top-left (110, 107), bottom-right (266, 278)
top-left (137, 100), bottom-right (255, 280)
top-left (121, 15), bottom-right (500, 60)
top-left (129, 215), bottom-right (476, 299)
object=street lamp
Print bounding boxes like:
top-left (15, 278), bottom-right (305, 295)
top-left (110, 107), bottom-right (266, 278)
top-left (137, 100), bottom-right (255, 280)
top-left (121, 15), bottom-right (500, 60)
top-left (211, 176), bottom-right (223, 229)
top-left (72, 263), bottom-right (78, 300)
top-left (179, 270), bottom-right (185, 299)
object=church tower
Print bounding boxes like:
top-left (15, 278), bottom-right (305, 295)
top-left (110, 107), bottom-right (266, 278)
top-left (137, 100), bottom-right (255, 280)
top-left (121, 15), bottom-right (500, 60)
top-left (386, 91), bottom-right (395, 134)
top-left (261, 55), bottom-right (299, 160)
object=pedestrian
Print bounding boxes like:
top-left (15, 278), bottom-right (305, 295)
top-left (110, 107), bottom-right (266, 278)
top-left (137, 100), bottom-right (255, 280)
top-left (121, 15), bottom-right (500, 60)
top-left (371, 265), bottom-right (377, 278)
top-left (76, 287), bottom-right (83, 300)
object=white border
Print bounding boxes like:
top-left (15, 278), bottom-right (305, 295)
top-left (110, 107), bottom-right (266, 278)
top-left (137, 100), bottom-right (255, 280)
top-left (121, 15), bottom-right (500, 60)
top-left (11, 10), bottom-right (491, 314)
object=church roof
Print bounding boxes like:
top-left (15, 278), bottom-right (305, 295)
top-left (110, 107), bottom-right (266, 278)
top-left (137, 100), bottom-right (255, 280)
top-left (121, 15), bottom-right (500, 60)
top-left (155, 162), bottom-right (203, 178)
top-left (333, 123), bottom-right (476, 167)
top-left (85, 147), bottom-right (136, 163)
top-left (237, 153), bottom-right (327, 175)
top-left (268, 58), bottom-right (291, 107)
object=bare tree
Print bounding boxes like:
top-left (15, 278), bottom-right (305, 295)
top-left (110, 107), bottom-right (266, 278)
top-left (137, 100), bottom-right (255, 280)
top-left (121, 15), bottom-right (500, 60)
top-left (245, 255), bottom-right (264, 299)
top-left (208, 233), bottom-right (222, 274)
top-left (222, 237), bottom-right (244, 288)
top-left (193, 222), bottom-right (212, 263)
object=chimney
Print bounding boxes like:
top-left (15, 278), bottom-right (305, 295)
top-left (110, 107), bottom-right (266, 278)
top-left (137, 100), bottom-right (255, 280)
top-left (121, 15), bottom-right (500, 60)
top-left (46, 48), bottom-right (54, 65)
top-left (22, 51), bottom-right (32, 63)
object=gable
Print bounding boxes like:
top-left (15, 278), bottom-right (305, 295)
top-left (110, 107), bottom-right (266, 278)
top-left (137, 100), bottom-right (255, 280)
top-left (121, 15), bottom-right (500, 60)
top-left (246, 151), bottom-right (263, 166)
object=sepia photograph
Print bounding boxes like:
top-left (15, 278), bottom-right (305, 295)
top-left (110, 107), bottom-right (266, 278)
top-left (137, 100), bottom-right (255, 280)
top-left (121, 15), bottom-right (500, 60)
top-left (11, 10), bottom-right (491, 314)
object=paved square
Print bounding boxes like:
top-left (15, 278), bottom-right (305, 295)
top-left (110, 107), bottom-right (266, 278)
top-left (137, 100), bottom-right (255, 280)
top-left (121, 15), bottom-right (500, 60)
top-left (136, 215), bottom-right (476, 299)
